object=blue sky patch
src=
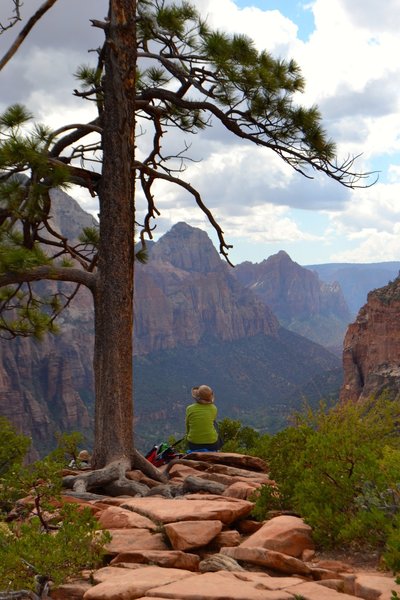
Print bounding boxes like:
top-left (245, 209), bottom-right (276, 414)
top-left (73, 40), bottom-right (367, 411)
top-left (233, 0), bottom-right (315, 41)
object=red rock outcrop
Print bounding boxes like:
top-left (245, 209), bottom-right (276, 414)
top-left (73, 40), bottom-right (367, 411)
top-left (340, 277), bottom-right (400, 403)
top-left (50, 452), bottom-right (398, 600)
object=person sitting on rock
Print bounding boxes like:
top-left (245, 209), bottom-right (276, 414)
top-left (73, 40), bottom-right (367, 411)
top-left (185, 385), bottom-right (222, 452)
top-left (68, 449), bottom-right (91, 469)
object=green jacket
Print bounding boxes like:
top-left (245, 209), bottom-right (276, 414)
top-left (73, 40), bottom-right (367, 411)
top-left (185, 402), bottom-right (218, 444)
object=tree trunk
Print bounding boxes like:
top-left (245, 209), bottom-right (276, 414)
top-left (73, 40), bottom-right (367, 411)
top-left (92, 0), bottom-right (137, 469)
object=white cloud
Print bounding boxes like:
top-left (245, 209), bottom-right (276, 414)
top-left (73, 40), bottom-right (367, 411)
top-left (2, 0), bottom-right (400, 264)
top-left (331, 227), bottom-right (400, 263)
top-left (322, 180), bottom-right (400, 262)
top-left (329, 183), bottom-right (400, 232)
top-left (338, 0), bottom-right (400, 34)
top-left (289, 0), bottom-right (400, 167)
top-left (388, 164), bottom-right (400, 184)
top-left (218, 204), bottom-right (319, 243)
top-left (193, 0), bottom-right (298, 53)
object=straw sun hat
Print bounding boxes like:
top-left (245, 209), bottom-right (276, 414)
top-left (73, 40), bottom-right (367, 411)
top-left (78, 450), bottom-right (90, 461)
top-left (192, 385), bottom-right (214, 404)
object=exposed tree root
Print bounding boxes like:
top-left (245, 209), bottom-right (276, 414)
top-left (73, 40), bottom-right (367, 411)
top-left (62, 450), bottom-right (168, 497)
top-left (132, 448), bottom-right (168, 483)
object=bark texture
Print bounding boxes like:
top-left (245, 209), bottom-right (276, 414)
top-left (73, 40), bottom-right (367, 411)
top-left (92, 0), bottom-right (137, 469)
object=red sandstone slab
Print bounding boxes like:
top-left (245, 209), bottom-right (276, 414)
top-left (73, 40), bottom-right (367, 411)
top-left (240, 514), bottom-right (314, 557)
top-left (97, 505), bottom-right (157, 530)
top-left (211, 529), bottom-right (241, 549)
top-left (221, 546), bottom-right (311, 575)
top-left (146, 571), bottom-right (293, 599)
top-left (215, 571), bottom-right (305, 590)
top-left (51, 581), bottom-right (91, 599)
top-left (83, 566), bottom-right (194, 600)
top-left (164, 520), bottom-right (223, 551)
top-left (184, 452), bottom-right (268, 472)
top-left (110, 549), bottom-right (200, 571)
top-left (104, 528), bottom-right (168, 554)
top-left (286, 581), bottom-right (359, 599)
top-left (168, 464), bottom-right (202, 479)
top-left (354, 573), bottom-right (400, 600)
top-left (222, 480), bottom-right (261, 500)
top-left (121, 495), bottom-right (253, 524)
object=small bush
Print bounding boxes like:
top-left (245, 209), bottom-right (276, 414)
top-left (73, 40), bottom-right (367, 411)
top-left (219, 417), bottom-right (263, 453)
top-left (0, 419), bottom-right (109, 593)
top-left (0, 504), bottom-right (110, 590)
top-left (253, 395), bottom-right (400, 551)
top-left (250, 482), bottom-right (284, 519)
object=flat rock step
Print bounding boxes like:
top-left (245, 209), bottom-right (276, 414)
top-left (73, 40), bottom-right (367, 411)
top-left (52, 452), bottom-right (398, 600)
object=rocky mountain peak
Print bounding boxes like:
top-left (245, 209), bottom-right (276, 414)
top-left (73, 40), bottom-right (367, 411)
top-left (49, 188), bottom-right (98, 242)
top-left (266, 249), bottom-right (293, 264)
top-left (233, 251), bottom-right (351, 352)
top-left (235, 250), bottom-right (349, 320)
top-left (150, 222), bottom-right (224, 274)
top-left (135, 225), bottom-right (279, 355)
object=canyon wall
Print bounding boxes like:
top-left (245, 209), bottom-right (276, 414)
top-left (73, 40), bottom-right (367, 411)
top-left (340, 278), bottom-right (400, 403)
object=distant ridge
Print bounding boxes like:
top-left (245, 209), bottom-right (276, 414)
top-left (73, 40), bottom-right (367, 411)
top-left (307, 262), bottom-right (400, 315)
top-left (234, 251), bottom-right (351, 353)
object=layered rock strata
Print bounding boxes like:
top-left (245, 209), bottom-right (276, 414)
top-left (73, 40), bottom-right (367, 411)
top-left (340, 277), bottom-right (400, 403)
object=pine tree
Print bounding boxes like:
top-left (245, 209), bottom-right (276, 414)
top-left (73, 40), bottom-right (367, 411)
top-left (0, 1), bottom-right (374, 476)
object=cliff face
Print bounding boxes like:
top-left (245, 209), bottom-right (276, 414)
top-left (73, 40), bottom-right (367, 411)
top-left (340, 277), bottom-right (400, 403)
top-left (234, 251), bottom-right (351, 353)
top-left (0, 189), bottom-right (97, 458)
top-left (0, 289), bottom-right (94, 459)
top-left (134, 223), bottom-right (278, 354)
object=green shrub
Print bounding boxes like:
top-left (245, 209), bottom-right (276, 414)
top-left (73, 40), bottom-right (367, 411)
top-left (253, 395), bottom-right (400, 549)
top-left (0, 418), bottom-right (109, 592)
top-left (219, 417), bottom-right (263, 453)
top-left (0, 504), bottom-right (110, 591)
top-left (255, 422), bottom-right (311, 509)
top-left (250, 481), bottom-right (285, 519)
top-left (383, 520), bottom-right (400, 574)
top-left (0, 417), bottom-right (30, 474)
top-left (0, 417), bottom-right (31, 514)
top-left (54, 430), bottom-right (85, 465)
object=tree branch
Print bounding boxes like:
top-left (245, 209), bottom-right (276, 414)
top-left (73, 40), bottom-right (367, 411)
top-left (135, 160), bottom-right (233, 264)
top-left (0, 0), bottom-right (59, 72)
top-left (47, 120), bottom-right (102, 158)
top-left (0, 265), bottom-right (96, 290)
top-left (139, 88), bottom-right (376, 188)
top-left (0, 0), bottom-right (22, 33)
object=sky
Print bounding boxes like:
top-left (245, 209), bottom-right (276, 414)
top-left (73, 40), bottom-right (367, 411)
top-left (1, 1), bottom-right (400, 266)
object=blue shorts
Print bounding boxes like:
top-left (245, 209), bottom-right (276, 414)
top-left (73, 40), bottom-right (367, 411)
top-left (188, 438), bottom-right (222, 451)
